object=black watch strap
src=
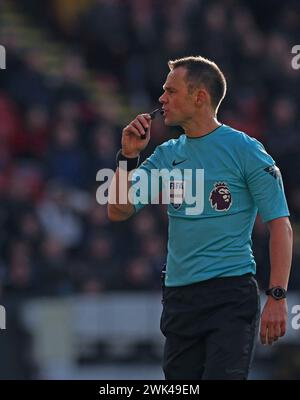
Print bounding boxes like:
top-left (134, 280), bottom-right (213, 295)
top-left (116, 149), bottom-right (140, 171)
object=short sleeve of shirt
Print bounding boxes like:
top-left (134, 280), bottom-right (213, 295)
top-left (243, 138), bottom-right (290, 223)
top-left (131, 147), bottom-right (163, 213)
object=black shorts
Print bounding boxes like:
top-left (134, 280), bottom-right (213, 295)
top-left (160, 273), bottom-right (260, 380)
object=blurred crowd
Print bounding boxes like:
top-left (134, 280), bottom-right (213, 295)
top-left (0, 0), bottom-right (300, 299)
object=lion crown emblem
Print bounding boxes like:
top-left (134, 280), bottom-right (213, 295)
top-left (209, 182), bottom-right (232, 211)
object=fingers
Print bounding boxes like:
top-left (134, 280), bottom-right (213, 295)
top-left (260, 324), bottom-right (275, 345)
top-left (267, 324), bottom-right (275, 345)
top-left (137, 114), bottom-right (151, 139)
top-left (260, 320), bottom-right (268, 345)
top-left (260, 301), bottom-right (288, 345)
top-left (260, 321), bottom-right (285, 345)
top-left (280, 320), bottom-right (286, 337)
top-left (274, 322), bottom-right (281, 340)
top-left (137, 114), bottom-right (151, 130)
top-left (132, 119), bottom-right (147, 136)
top-left (124, 124), bottom-right (143, 138)
top-left (123, 114), bottom-right (152, 139)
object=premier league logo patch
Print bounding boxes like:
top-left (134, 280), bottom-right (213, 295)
top-left (264, 165), bottom-right (282, 180)
top-left (209, 182), bottom-right (232, 211)
top-left (170, 180), bottom-right (185, 210)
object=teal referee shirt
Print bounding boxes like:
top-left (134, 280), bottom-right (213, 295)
top-left (132, 124), bottom-right (289, 287)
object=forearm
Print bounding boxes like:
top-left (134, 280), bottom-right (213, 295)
top-left (268, 218), bottom-right (293, 289)
top-left (107, 112), bottom-right (152, 221)
top-left (107, 168), bottom-right (135, 221)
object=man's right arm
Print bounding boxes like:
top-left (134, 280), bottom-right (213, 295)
top-left (107, 167), bottom-right (136, 221)
top-left (107, 113), bottom-right (152, 222)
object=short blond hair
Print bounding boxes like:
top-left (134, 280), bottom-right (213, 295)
top-left (168, 56), bottom-right (227, 112)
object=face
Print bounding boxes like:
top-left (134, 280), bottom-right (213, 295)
top-left (159, 67), bottom-right (197, 126)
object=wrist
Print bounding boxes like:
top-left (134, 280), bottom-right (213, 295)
top-left (265, 286), bottom-right (287, 300)
top-left (266, 296), bottom-right (286, 303)
top-left (116, 149), bottom-right (140, 171)
top-left (122, 149), bottom-right (140, 158)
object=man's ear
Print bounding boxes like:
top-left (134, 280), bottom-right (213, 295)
top-left (196, 88), bottom-right (209, 106)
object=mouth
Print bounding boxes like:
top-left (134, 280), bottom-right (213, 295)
top-left (149, 108), bottom-right (164, 119)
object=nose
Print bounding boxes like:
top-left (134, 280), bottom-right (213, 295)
top-left (159, 92), bottom-right (167, 104)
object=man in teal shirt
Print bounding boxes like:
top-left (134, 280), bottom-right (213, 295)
top-left (108, 56), bottom-right (293, 379)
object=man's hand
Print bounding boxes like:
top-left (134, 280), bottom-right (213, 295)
top-left (122, 114), bottom-right (152, 157)
top-left (260, 297), bottom-right (288, 345)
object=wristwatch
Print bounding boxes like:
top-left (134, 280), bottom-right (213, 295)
top-left (265, 286), bottom-right (287, 300)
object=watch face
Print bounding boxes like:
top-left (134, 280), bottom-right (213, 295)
top-left (273, 288), bottom-right (285, 299)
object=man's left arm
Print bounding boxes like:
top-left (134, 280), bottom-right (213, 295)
top-left (260, 216), bottom-right (293, 345)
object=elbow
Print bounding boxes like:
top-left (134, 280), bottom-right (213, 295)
top-left (270, 217), bottom-right (293, 242)
top-left (107, 205), bottom-right (131, 222)
top-left (107, 206), bottom-right (121, 222)
top-left (287, 220), bottom-right (293, 241)
top-left (268, 217), bottom-right (293, 240)
top-left (107, 211), bottom-right (117, 222)
top-left (286, 221), bottom-right (293, 250)
top-left (283, 218), bottom-right (293, 239)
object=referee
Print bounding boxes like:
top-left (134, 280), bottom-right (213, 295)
top-left (108, 56), bottom-right (293, 380)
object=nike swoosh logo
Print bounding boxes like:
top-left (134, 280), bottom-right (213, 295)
top-left (172, 159), bottom-right (187, 166)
